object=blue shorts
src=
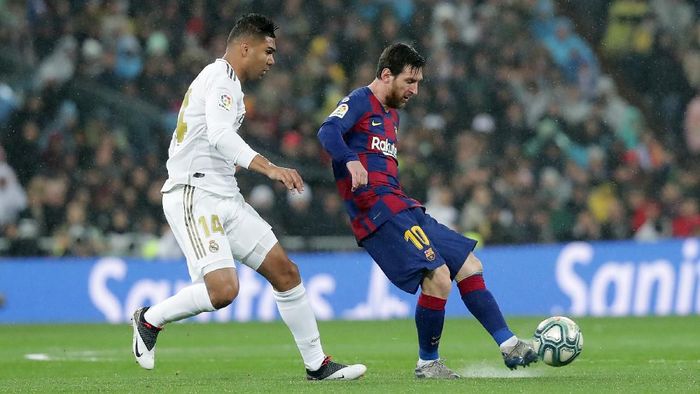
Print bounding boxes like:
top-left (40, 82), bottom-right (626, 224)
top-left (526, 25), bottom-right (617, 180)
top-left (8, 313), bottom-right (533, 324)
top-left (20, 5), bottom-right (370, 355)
top-left (360, 208), bottom-right (478, 294)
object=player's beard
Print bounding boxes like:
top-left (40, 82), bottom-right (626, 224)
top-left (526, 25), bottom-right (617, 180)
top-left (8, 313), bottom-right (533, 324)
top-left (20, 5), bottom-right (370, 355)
top-left (385, 82), bottom-right (406, 109)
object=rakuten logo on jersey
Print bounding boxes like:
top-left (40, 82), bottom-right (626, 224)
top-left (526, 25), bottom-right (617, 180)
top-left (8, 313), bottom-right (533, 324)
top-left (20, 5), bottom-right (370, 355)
top-left (370, 136), bottom-right (397, 159)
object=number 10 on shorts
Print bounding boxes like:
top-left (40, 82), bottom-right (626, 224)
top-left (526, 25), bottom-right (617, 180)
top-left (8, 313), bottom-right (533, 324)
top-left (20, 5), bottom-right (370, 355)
top-left (404, 225), bottom-right (430, 250)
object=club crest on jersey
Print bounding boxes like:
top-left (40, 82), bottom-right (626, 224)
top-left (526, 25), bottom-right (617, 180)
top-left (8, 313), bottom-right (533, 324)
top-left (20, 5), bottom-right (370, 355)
top-left (370, 136), bottom-right (397, 159)
top-left (424, 247), bottom-right (436, 261)
top-left (219, 93), bottom-right (233, 111)
top-left (209, 240), bottom-right (220, 253)
top-left (330, 103), bottom-right (349, 118)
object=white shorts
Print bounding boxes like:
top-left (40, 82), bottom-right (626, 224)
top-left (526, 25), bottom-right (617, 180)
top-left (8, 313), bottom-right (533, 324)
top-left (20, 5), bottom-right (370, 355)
top-left (162, 185), bottom-right (278, 282)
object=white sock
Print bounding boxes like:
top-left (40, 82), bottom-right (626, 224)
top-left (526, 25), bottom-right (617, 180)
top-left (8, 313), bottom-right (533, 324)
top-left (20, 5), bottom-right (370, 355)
top-left (144, 282), bottom-right (215, 327)
top-left (417, 358), bottom-right (438, 367)
top-left (273, 283), bottom-right (325, 371)
top-left (499, 335), bottom-right (519, 353)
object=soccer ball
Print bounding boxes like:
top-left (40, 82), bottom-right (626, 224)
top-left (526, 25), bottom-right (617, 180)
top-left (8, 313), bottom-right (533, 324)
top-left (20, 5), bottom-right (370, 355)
top-left (532, 316), bottom-right (583, 367)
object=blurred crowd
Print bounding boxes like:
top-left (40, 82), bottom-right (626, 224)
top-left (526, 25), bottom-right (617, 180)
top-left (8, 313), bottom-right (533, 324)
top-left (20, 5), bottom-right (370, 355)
top-left (0, 0), bottom-right (699, 258)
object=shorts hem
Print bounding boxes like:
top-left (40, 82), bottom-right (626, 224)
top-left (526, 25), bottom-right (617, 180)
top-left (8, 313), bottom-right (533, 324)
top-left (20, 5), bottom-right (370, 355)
top-left (394, 260), bottom-right (445, 294)
top-left (239, 229), bottom-right (277, 271)
top-left (200, 259), bottom-right (236, 278)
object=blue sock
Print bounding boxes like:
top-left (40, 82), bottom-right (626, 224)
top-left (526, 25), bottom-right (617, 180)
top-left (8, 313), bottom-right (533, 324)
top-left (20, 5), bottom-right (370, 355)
top-left (458, 274), bottom-right (514, 345)
top-left (415, 293), bottom-right (446, 361)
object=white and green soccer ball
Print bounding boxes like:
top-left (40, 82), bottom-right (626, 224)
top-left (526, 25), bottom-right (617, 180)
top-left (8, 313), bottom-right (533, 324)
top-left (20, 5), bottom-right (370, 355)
top-left (532, 316), bottom-right (583, 367)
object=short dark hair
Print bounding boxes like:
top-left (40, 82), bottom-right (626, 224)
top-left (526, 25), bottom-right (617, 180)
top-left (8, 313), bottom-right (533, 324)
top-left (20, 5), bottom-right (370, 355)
top-left (375, 43), bottom-right (425, 79)
top-left (227, 13), bottom-right (277, 43)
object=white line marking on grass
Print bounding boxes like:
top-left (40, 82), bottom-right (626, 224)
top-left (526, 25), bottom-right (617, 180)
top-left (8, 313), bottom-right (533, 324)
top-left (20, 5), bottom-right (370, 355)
top-left (24, 351), bottom-right (115, 362)
top-left (25, 353), bottom-right (51, 361)
top-left (457, 362), bottom-right (545, 378)
top-left (649, 359), bottom-right (700, 364)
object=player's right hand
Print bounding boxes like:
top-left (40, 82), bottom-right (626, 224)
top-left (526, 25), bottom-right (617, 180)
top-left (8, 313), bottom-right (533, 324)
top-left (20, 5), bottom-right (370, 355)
top-left (346, 160), bottom-right (368, 192)
top-left (268, 166), bottom-right (305, 194)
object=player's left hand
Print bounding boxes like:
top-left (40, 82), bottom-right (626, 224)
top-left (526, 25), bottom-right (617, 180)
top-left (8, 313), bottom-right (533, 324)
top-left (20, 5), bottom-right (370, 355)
top-left (267, 166), bottom-right (305, 193)
top-left (346, 160), bottom-right (368, 192)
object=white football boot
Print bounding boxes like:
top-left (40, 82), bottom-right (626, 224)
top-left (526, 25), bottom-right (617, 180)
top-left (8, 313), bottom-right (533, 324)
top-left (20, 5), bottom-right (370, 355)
top-left (131, 307), bottom-right (162, 370)
top-left (306, 356), bottom-right (367, 380)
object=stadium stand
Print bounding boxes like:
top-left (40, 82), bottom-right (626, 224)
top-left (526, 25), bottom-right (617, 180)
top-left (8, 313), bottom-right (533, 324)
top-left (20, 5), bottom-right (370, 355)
top-left (0, 0), bottom-right (698, 257)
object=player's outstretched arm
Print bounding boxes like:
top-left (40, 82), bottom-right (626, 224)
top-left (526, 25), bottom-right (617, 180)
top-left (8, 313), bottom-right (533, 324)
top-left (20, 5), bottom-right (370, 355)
top-left (248, 154), bottom-right (305, 193)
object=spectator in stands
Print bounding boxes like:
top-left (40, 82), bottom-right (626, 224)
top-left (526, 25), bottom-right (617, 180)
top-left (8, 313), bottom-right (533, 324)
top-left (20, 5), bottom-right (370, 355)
top-left (425, 185), bottom-right (459, 231)
top-left (155, 224), bottom-right (184, 260)
top-left (60, 201), bottom-right (104, 256)
top-left (460, 184), bottom-right (492, 236)
top-left (36, 35), bottom-right (78, 89)
top-left (542, 18), bottom-right (598, 82)
top-left (0, 83), bottom-right (19, 124)
top-left (248, 184), bottom-right (284, 233)
top-left (650, 0), bottom-right (694, 44)
top-left (0, 147), bottom-right (27, 227)
top-left (3, 221), bottom-right (42, 257)
top-left (572, 211), bottom-right (602, 241)
top-left (282, 182), bottom-right (316, 237)
top-left (682, 25), bottom-right (700, 89)
top-left (600, 197), bottom-right (632, 240)
top-left (672, 198), bottom-right (700, 237)
top-left (602, 0), bottom-right (650, 56)
top-left (634, 201), bottom-right (672, 241)
top-left (684, 93), bottom-right (700, 155)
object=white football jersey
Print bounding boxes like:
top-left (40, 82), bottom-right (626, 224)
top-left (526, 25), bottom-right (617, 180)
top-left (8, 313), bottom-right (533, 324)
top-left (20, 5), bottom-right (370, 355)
top-left (161, 59), bottom-right (258, 197)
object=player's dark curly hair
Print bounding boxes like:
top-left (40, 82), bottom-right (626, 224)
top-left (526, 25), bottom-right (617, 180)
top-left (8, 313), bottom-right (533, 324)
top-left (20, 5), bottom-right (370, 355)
top-left (375, 43), bottom-right (425, 78)
top-left (227, 13), bottom-right (277, 43)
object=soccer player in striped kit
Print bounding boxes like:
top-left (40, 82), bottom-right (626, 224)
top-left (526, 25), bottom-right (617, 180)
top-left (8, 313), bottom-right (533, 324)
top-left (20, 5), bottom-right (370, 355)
top-left (317, 43), bottom-right (536, 379)
top-left (131, 13), bottom-right (365, 380)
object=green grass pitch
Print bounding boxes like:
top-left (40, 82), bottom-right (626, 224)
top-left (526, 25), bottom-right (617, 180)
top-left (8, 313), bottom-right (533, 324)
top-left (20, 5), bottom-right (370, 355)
top-left (0, 317), bottom-right (698, 393)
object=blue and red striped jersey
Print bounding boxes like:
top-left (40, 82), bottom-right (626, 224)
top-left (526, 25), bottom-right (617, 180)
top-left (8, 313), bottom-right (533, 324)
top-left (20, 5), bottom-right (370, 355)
top-left (317, 87), bottom-right (422, 241)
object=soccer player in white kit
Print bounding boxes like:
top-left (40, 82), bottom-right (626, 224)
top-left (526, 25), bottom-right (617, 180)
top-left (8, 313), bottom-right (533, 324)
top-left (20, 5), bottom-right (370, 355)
top-left (131, 13), bottom-right (366, 381)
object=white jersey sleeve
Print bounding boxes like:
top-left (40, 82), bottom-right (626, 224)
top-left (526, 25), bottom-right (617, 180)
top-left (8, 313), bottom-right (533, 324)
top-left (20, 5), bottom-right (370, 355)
top-left (161, 59), bottom-right (258, 197)
top-left (205, 70), bottom-right (258, 168)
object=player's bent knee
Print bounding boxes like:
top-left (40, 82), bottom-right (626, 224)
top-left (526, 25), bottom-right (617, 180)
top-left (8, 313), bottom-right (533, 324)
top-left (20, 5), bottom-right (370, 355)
top-left (467, 254), bottom-right (484, 274)
top-left (283, 259), bottom-right (300, 279)
top-left (275, 259), bottom-right (301, 290)
top-left (456, 253), bottom-right (484, 281)
top-left (258, 251), bottom-right (302, 292)
top-left (203, 267), bottom-right (239, 309)
top-left (421, 265), bottom-right (452, 298)
top-left (209, 283), bottom-right (239, 309)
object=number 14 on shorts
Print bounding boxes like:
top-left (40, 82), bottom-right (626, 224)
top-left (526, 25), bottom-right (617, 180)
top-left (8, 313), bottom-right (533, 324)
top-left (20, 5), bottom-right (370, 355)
top-left (198, 215), bottom-right (224, 237)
